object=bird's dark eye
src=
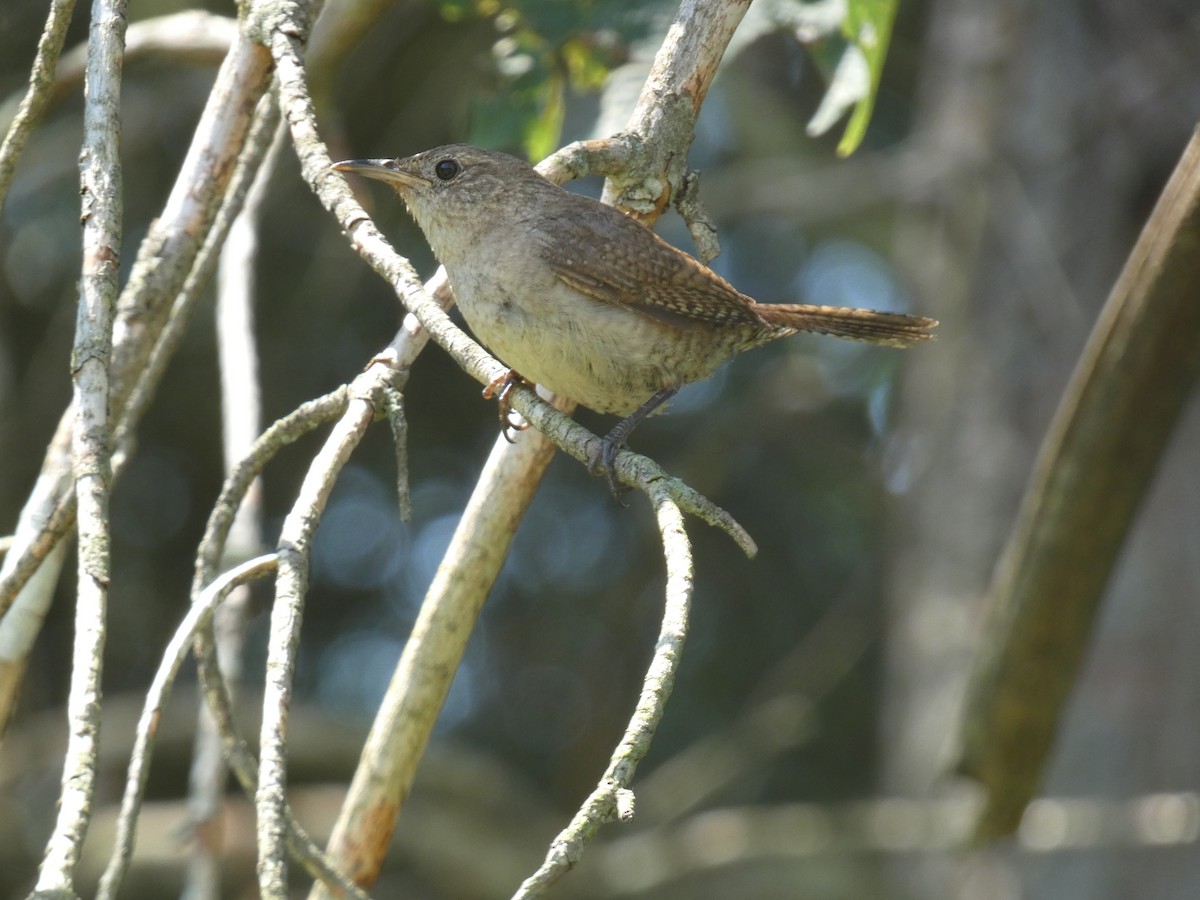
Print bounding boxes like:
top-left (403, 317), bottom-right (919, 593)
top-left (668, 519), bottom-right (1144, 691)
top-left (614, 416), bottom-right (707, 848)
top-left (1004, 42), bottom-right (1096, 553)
top-left (434, 158), bottom-right (461, 181)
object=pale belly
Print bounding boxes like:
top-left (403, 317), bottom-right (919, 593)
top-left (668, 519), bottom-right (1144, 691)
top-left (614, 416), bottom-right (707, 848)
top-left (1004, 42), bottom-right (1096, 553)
top-left (452, 277), bottom-right (732, 417)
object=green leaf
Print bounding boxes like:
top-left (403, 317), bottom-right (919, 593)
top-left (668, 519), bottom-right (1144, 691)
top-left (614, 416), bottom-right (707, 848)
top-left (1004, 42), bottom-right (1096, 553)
top-left (523, 72), bottom-right (566, 162)
top-left (836, 0), bottom-right (898, 156)
top-left (459, 3), bottom-right (650, 160)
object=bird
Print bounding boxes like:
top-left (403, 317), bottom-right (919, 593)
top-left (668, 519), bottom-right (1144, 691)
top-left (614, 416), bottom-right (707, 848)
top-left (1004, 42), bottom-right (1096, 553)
top-left (334, 145), bottom-right (936, 491)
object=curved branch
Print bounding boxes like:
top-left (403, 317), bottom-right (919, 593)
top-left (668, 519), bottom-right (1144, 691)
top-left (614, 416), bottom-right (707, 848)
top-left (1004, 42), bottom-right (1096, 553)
top-left (189, 388), bottom-right (372, 897)
top-left (513, 485), bottom-right (694, 898)
top-left (97, 554), bottom-right (280, 900)
top-left (313, 389), bottom-right (571, 894)
top-left (957, 125), bottom-right (1200, 840)
top-left (256, 360), bottom-right (399, 894)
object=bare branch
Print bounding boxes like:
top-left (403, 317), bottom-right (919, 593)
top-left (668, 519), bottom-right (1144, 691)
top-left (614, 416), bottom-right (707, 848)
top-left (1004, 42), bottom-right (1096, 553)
top-left (32, 0), bottom-right (126, 892)
top-left (0, 0), bottom-right (77, 211)
top-left (957, 126), bottom-right (1200, 839)
top-left (513, 485), bottom-right (694, 897)
top-left (256, 359), bottom-right (398, 894)
top-left (313, 390), bottom-right (571, 895)
top-left (188, 387), bottom-right (374, 898)
top-left (184, 118), bottom-right (285, 900)
top-left (97, 554), bottom-right (280, 900)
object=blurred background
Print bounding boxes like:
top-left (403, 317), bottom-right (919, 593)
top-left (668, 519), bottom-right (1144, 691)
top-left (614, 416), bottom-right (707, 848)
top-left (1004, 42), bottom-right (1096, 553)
top-left (2, 0), bottom-right (1200, 897)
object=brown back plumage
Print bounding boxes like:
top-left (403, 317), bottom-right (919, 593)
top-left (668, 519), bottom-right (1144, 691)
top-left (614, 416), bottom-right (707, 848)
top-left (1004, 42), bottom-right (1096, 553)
top-left (533, 189), bottom-right (936, 346)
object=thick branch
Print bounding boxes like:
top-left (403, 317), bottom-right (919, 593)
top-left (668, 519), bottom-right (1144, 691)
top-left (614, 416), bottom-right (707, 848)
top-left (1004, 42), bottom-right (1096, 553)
top-left (314, 392), bottom-right (569, 894)
top-left (957, 127), bottom-right (1200, 838)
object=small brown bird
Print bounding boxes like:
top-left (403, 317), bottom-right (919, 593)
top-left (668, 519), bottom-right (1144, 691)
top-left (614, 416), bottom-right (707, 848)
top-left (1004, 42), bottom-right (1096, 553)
top-left (334, 145), bottom-right (935, 486)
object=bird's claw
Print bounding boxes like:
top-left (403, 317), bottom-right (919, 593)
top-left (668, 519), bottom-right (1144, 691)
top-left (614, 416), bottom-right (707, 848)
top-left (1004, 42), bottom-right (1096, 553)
top-left (586, 387), bottom-right (678, 504)
top-left (589, 433), bottom-right (632, 505)
top-left (483, 370), bottom-right (532, 442)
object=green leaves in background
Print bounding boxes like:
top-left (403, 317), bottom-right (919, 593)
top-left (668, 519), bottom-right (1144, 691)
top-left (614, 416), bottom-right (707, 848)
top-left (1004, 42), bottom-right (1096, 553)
top-left (441, 0), bottom-right (897, 160)
top-left (835, 0), bottom-right (898, 155)
top-left (437, 0), bottom-right (652, 162)
top-left (778, 0), bottom-right (898, 156)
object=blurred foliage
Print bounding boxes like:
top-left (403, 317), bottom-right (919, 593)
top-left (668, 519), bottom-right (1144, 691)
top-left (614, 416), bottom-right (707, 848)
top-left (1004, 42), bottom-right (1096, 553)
top-left (764, 0), bottom-right (898, 155)
top-left (436, 0), bottom-right (657, 159)
top-left (836, 0), bottom-right (898, 154)
top-left (427, 0), bottom-right (899, 160)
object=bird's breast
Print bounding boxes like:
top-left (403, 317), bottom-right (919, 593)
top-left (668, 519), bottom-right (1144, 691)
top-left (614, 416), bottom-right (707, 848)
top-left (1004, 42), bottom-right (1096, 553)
top-left (447, 263), bottom-right (732, 416)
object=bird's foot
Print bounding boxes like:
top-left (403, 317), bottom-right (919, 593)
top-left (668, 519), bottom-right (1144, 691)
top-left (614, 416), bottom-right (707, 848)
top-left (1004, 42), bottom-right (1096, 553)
top-left (482, 370), bottom-right (532, 443)
top-left (587, 386), bottom-right (679, 504)
top-left (588, 430), bottom-right (633, 505)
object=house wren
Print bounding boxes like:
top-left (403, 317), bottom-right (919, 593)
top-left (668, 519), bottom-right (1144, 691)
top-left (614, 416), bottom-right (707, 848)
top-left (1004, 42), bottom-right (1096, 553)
top-left (333, 145), bottom-right (936, 483)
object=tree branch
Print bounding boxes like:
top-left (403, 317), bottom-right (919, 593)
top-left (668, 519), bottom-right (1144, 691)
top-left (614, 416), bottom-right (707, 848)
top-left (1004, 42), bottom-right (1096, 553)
top-left (31, 0), bottom-right (126, 892)
top-left (255, 365), bottom-right (391, 893)
top-left (184, 117), bottom-right (285, 900)
top-left (97, 554), bottom-right (280, 900)
top-left (0, 19), bottom-right (278, 734)
top-left (513, 485), bottom-right (694, 898)
top-left (957, 126), bottom-right (1200, 839)
top-left (0, 0), bottom-right (77, 211)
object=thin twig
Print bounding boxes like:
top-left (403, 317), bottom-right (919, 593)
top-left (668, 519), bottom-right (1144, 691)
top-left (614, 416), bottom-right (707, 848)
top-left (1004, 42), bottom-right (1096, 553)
top-left (184, 116), bottom-right (285, 900)
top-left (0, 0), bottom-right (77, 211)
top-left (189, 388), bottom-right (372, 897)
top-left (191, 389), bottom-right (351, 601)
top-left (96, 554), bottom-right (280, 900)
top-left (256, 364), bottom-right (395, 894)
top-left (381, 384), bottom-right (412, 520)
top-left (513, 485), bottom-right (694, 898)
top-left (508, 386), bottom-right (757, 558)
top-left (94, 540), bottom-right (369, 899)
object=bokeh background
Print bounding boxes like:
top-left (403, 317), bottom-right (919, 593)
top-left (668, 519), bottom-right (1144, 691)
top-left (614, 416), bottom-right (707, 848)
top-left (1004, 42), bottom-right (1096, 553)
top-left (2, 0), bottom-right (1200, 897)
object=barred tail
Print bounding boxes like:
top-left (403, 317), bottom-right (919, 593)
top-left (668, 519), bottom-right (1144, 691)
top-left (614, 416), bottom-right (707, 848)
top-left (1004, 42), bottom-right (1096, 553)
top-left (755, 303), bottom-right (938, 348)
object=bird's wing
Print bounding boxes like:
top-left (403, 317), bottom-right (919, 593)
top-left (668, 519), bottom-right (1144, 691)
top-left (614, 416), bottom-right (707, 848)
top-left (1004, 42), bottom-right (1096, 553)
top-left (534, 201), bottom-right (766, 332)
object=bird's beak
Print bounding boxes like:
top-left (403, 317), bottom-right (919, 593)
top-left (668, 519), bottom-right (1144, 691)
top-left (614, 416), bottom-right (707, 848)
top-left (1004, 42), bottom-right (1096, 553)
top-left (331, 159), bottom-right (429, 190)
